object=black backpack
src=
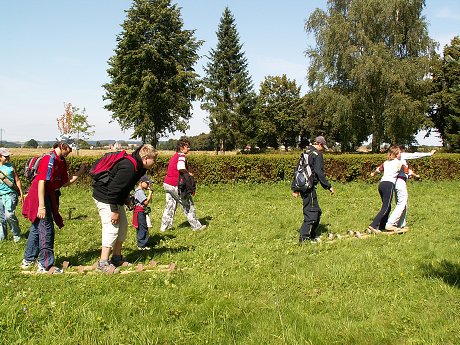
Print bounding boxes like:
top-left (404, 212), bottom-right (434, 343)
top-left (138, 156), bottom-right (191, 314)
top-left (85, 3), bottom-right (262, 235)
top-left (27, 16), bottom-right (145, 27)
top-left (178, 172), bottom-right (196, 197)
top-left (292, 150), bottom-right (315, 192)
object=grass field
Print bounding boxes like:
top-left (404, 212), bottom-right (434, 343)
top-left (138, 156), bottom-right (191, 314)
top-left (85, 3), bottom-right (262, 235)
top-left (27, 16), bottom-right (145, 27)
top-left (0, 181), bottom-right (459, 344)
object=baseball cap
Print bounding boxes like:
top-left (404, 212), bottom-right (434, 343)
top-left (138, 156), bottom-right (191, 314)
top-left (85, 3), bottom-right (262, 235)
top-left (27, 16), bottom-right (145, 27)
top-left (139, 175), bottom-right (152, 184)
top-left (314, 136), bottom-right (328, 149)
top-left (0, 148), bottom-right (11, 157)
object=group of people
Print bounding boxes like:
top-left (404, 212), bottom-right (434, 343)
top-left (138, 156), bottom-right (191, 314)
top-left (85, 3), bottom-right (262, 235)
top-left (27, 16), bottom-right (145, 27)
top-left (0, 135), bottom-right (435, 273)
top-left (290, 137), bottom-right (435, 243)
top-left (0, 138), bottom-right (205, 274)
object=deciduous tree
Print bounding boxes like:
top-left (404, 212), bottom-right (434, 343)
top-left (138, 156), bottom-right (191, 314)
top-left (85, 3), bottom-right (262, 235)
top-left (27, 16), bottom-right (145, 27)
top-left (255, 75), bottom-right (303, 150)
top-left (429, 36), bottom-right (460, 152)
top-left (306, 0), bottom-right (437, 152)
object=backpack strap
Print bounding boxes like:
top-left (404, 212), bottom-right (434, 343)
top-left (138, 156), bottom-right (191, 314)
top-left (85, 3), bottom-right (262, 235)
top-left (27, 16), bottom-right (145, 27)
top-left (125, 155), bottom-right (138, 171)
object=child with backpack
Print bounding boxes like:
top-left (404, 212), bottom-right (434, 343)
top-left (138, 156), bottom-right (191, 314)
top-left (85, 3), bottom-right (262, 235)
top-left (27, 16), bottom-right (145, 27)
top-left (92, 144), bottom-right (157, 273)
top-left (132, 175), bottom-right (153, 250)
top-left (291, 136), bottom-right (334, 243)
top-left (0, 148), bottom-right (24, 242)
top-left (21, 142), bottom-right (74, 273)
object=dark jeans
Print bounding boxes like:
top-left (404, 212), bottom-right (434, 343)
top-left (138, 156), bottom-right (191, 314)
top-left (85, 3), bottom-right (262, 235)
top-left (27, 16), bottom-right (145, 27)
top-left (136, 212), bottom-right (149, 247)
top-left (370, 181), bottom-right (394, 230)
top-left (299, 188), bottom-right (322, 242)
top-left (23, 198), bottom-right (56, 269)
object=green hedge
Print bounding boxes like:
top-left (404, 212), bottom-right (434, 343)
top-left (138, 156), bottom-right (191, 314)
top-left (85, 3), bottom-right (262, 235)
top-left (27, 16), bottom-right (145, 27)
top-left (10, 153), bottom-right (460, 188)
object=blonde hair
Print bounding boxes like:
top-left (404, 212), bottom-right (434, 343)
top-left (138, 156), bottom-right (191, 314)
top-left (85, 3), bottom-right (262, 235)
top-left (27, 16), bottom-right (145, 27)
top-left (139, 144), bottom-right (157, 160)
top-left (387, 145), bottom-right (400, 160)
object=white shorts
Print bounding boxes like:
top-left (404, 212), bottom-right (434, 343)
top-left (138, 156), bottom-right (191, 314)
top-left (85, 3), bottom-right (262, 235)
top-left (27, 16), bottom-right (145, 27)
top-left (93, 199), bottom-right (128, 248)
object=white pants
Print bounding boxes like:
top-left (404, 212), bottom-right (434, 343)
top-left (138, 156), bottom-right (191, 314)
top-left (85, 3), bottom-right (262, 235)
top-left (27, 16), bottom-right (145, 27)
top-left (94, 199), bottom-right (128, 247)
top-left (160, 183), bottom-right (202, 231)
top-left (386, 178), bottom-right (408, 228)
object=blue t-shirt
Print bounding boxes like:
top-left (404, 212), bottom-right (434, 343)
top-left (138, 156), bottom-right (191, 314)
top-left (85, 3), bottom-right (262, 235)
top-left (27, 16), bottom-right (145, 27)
top-left (0, 163), bottom-right (15, 195)
top-left (134, 188), bottom-right (147, 207)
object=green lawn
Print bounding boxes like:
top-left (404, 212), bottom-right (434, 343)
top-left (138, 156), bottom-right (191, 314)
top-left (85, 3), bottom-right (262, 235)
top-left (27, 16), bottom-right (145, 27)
top-left (0, 181), bottom-right (459, 344)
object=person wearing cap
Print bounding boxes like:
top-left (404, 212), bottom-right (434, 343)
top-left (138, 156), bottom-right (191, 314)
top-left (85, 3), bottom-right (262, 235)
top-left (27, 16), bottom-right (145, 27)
top-left (291, 136), bottom-right (335, 243)
top-left (132, 175), bottom-right (153, 250)
top-left (0, 148), bottom-right (24, 242)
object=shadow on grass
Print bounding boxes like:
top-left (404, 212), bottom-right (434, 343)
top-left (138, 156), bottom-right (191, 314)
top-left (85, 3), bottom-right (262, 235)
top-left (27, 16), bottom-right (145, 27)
top-left (58, 249), bottom-right (101, 267)
top-left (421, 260), bottom-right (460, 288)
top-left (176, 215), bottom-right (213, 230)
top-left (317, 223), bottom-right (330, 236)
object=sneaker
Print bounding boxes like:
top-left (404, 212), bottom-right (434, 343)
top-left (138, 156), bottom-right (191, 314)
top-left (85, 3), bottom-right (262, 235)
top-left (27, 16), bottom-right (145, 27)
top-left (96, 260), bottom-right (119, 273)
top-left (13, 236), bottom-right (21, 243)
top-left (367, 226), bottom-right (381, 234)
top-left (192, 225), bottom-right (207, 231)
top-left (310, 237), bottom-right (322, 243)
top-left (138, 246), bottom-right (151, 251)
top-left (21, 259), bottom-right (35, 270)
top-left (37, 263), bottom-right (63, 274)
top-left (384, 224), bottom-right (399, 232)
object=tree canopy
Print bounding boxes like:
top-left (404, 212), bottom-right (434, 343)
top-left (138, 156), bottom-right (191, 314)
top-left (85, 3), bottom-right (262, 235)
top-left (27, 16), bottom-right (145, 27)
top-left (429, 36), bottom-right (460, 152)
top-left (306, 0), bottom-right (437, 152)
top-left (103, 0), bottom-right (202, 148)
top-left (255, 75), bottom-right (303, 150)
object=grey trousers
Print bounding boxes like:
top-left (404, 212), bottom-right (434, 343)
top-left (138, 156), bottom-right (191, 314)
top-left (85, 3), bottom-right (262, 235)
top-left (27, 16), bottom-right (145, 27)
top-left (160, 183), bottom-right (202, 231)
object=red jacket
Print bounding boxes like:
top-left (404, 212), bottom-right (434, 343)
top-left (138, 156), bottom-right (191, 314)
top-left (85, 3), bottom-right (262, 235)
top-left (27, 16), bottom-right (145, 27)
top-left (22, 151), bottom-right (64, 228)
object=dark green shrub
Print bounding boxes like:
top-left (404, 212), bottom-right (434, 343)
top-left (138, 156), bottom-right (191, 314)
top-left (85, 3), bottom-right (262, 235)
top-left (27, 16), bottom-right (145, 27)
top-left (11, 153), bottom-right (460, 188)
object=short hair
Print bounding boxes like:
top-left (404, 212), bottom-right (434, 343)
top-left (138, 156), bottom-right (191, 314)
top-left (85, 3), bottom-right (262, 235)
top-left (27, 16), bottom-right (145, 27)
top-left (387, 145), bottom-right (400, 160)
top-left (138, 144), bottom-right (157, 159)
top-left (176, 138), bottom-right (190, 152)
top-left (53, 141), bottom-right (72, 152)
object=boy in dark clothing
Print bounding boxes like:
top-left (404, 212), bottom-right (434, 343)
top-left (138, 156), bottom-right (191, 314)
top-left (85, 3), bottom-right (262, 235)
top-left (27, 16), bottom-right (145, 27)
top-left (291, 136), bottom-right (335, 243)
top-left (92, 144), bottom-right (157, 272)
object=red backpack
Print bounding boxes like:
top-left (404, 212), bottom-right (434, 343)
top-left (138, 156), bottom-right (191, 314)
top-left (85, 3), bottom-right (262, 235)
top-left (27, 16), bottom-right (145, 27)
top-left (90, 151), bottom-right (138, 184)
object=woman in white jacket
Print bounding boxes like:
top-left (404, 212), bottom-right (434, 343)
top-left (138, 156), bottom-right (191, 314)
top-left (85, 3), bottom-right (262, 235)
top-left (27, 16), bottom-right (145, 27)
top-left (384, 147), bottom-right (436, 231)
top-left (368, 146), bottom-right (403, 233)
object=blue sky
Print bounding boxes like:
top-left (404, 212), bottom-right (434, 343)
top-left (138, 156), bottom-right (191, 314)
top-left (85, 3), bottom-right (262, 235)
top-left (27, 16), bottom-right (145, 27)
top-left (0, 1), bottom-right (458, 145)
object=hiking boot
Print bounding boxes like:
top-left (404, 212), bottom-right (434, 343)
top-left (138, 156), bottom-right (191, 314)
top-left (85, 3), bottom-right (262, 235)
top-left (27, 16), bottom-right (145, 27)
top-left (96, 260), bottom-right (119, 273)
top-left (21, 259), bottom-right (35, 270)
top-left (192, 225), bottom-right (207, 231)
top-left (384, 224), bottom-right (399, 232)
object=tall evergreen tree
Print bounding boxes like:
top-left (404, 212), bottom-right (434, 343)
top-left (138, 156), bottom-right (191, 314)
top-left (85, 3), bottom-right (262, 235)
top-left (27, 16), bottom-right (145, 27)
top-left (306, 0), bottom-right (437, 152)
top-left (201, 7), bottom-right (256, 152)
top-left (255, 75), bottom-right (303, 150)
top-left (430, 36), bottom-right (460, 152)
top-left (103, 0), bottom-right (202, 147)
